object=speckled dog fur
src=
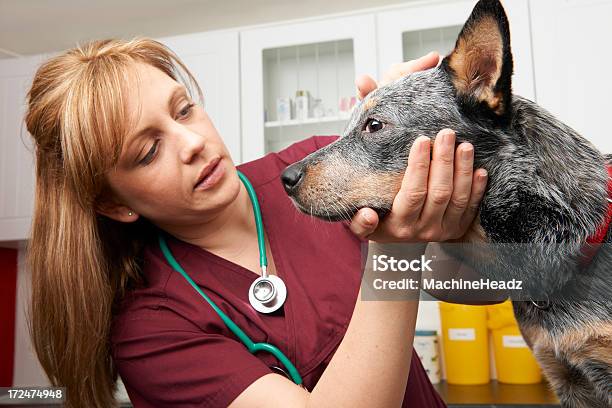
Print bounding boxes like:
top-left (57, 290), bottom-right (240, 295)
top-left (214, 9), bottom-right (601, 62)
top-left (281, 1), bottom-right (612, 406)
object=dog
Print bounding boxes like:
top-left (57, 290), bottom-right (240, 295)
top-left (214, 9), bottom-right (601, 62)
top-left (280, 0), bottom-right (612, 406)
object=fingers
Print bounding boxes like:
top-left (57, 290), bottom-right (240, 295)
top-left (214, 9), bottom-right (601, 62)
top-left (410, 51), bottom-right (441, 71)
top-left (402, 51), bottom-right (440, 74)
top-left (458, 168), bottom-right (488, 231)
top-left (442, 142), bottom-right (475, 233)
top-left (387, 136), bottom-right (432, 225)
top-left (349, 208), bottom-right (380, 239)
top-left (365, 136), bottom-right (431, 242)
top-left (380, 51), bottom-right (441, 86)
top-left (356, 51), bottom-right (442, 100)
top-left (355, 74), bottom-right (378, 100)
top-left (418, 129), bottom-right (456, 227)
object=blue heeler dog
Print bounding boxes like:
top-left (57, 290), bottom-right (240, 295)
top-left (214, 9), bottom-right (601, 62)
top-left (280, 0), bottom-right (612, 406)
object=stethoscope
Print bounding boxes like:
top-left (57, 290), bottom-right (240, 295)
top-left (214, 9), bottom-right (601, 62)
top-left (157, 170), bottom-right (303, 385)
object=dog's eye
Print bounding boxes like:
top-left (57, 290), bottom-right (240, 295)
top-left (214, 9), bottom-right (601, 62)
top-left (364, 118), bottom-right (385, 133)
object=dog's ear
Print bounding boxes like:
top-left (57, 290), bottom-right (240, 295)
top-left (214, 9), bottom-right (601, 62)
top-left (441, 0), bottom-right (513, 121)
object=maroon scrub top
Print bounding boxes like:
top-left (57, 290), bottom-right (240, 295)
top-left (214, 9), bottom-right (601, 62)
top-left (111, 136), bottom-right (447, 407)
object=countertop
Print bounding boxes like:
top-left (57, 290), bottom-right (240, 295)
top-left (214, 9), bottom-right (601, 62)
top-left (434, 380), bottom-right (560, 407)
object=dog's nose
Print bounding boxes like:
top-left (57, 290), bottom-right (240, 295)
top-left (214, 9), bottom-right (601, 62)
top-left (281, 163), bottom-right (305, 194)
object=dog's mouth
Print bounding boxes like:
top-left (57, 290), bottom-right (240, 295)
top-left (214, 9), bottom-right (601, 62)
top-left (290, 197), bottom-right (390, 222)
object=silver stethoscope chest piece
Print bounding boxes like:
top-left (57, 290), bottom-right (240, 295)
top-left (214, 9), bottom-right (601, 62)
top-left (249, 273), bottom-right (287, 313)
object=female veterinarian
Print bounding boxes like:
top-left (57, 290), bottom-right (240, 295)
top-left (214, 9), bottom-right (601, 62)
top-left (24, 39), bottom-right (487, 407)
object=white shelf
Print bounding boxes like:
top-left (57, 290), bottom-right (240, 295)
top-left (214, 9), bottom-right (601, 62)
top-left (264, 115), bottom-right (348, 128)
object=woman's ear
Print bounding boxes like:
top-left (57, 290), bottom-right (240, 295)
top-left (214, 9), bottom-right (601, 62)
top-left (441, 0), bottom-right (513, 120)
top-left (95, 199), bottom-right (139, 223)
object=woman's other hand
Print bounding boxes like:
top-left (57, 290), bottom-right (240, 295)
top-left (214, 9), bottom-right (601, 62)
top-left (355, 51), bottom-right (440, 99)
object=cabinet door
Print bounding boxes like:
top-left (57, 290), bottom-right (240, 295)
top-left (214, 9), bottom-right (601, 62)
top-left (240, 15), bottom-right (378, 163)
top-left (530, 0), bottom-right (612, 153)
top-left (0, 55), bottom-right (46, 243)
top-left (377, 0), bottom-right (535, 101)
top-left (159, 31), bottom-right (241, 163)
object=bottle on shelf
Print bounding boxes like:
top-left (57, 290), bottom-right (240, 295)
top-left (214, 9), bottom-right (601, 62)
top-left (338, 96), bottom-right (351, 118)
top-left (295, 90), bottom-right (311, 121)
top-left (349, 96), bottom-right (357, 113)
top-left (413, 330), bottom-right (441, 384)
top-left (312, 98), bottom-right (325, 118)
top-left (276, 96), bottom-right (292, 122)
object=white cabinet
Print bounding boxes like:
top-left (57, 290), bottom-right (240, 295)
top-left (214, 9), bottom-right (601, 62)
top-left (240, 15), bottom-right (378, 163)
top-left (158, 31), bottom-right (241, 163)
top-left (377, 0), bottom-right (535, 101)
top-left (0, 55), bottom-right (45, 244)
top-left (530, 0), bottom-right (612, 153)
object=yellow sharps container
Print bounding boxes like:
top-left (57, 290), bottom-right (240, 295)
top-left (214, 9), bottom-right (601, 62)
top-left (438, 302), bottom-right (490, 384)
top-left (487, 300), bottom-right (542, 384)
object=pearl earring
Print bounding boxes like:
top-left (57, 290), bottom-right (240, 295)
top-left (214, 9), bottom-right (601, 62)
top-left (128, 211), bottom-right (134, 216)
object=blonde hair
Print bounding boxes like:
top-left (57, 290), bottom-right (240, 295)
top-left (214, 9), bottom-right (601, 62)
top-left (25, 38), bottom-right (202, 407)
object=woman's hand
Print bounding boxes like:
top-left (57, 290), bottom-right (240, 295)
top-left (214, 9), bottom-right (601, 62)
top-left (355, 51), bottom-right (441, 97)
top-left (349, 53), bottom-right (488, 242)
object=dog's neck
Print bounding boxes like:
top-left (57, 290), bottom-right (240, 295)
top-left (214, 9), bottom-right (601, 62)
top-left (476, 96), bottom-right (611, 245)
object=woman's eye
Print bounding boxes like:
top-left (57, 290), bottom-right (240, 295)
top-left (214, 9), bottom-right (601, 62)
top-left (177, 102), bottom-right (195, 119)
top-left (364, 118), bottom-right (385, 133)
top-left (139, 139), bottom-right (160, 165)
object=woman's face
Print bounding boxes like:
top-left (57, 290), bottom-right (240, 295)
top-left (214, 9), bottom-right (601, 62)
top-left (99, 62), bottom-right (241, 229)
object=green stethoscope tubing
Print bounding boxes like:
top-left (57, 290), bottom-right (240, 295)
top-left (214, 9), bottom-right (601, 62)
top-left (237, 170), bottom-right (267, 271)
top-left (157, 170), bottom-right (302, 385)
